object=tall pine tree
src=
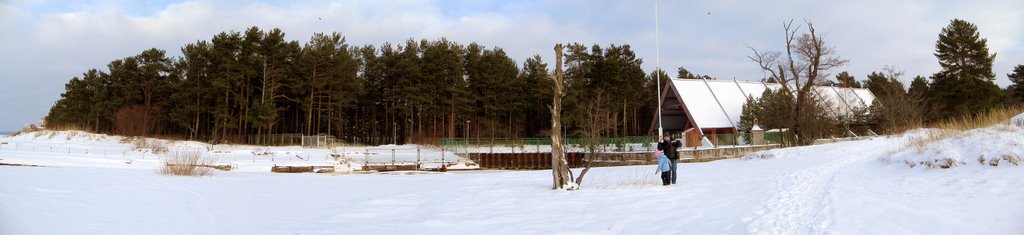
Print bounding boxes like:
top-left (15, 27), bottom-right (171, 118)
top-left (927, 19), bottom-right (1002, 120)
top-left (1007, 64), bottom-right (1024, 105)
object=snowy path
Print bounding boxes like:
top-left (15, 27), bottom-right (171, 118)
top-left (746, 139), bottom-right (887, 234)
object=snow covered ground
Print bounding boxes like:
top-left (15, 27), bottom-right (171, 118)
top-left (1, 119), bottom-right (1023, 234)
top-left (0, 131), bottom-right (474, 172)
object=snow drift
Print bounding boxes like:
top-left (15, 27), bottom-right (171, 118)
top-left (883, 113), bottom-right (1024, 169)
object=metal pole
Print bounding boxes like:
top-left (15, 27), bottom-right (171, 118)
top-left (655, 0), bottom-right (664, 138)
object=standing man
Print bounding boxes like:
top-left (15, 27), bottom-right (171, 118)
top-left (657, 134), bottom-right (682, 184)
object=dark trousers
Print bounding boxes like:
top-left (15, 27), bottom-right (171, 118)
top-left (670, 159), bottom-right (678, 184)
top-left (660, 171), bottom-right (670, 185)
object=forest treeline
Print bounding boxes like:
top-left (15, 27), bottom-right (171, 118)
top-left (47, 19), bottom-right (1024, 146)
top-left (46, 26), bottom-right (664, 144)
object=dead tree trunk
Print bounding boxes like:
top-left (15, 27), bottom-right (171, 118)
top-left (550, 44), bottom-right (574, 190)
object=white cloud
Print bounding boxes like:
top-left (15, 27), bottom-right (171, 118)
top-left (0, 0), bottom-right (1021, 131)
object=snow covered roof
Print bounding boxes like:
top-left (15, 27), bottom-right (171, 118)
top-left (668, 79), bottom-right (875, 130)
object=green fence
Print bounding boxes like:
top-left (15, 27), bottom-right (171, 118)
top-left (702, 132), bottom-right (790, 147)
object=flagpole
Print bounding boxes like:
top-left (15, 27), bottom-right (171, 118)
top-left (655, 0), bottom-right (664, 138)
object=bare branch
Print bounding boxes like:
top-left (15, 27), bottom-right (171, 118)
top-left (747, 19), bottom-right (849, 145)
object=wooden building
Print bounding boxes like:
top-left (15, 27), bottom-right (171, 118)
top-left (651, 79), bottom-right (876, 147)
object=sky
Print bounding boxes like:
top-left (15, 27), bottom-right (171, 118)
top-left (0, 0), bottom-right (1022, 131)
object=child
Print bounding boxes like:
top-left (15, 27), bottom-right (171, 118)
top-left (655, 150), bottom-right (671, 186)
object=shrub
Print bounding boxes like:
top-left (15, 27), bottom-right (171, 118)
top-left (161, 151), bottom-right (214, 177)
top-left (127, 137), bottom-right (169, 154)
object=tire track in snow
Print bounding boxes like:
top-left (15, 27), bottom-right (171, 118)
top-left (746, 145), bottom-right (878, 234)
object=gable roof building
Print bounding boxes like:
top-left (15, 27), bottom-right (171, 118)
top-left (652, 79), bottom-right (875, 146)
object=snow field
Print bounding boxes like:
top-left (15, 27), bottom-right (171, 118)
top-left (2, 117), bottom-right (1023, 234)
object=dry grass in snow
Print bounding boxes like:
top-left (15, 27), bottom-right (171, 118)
top-left (161, 151), bottom-right (216, 177)
top-left (884, 107), bottom-right (1024, 169)
top-left (903, 107), bottom-right (1023, 151)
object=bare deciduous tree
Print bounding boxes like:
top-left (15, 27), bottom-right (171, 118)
top-left (748, 20), bottom-right (848, 145)
top-left (573, 90), bottom-right (610, 188)
top-left (871, 66), bottom-right (924, 133)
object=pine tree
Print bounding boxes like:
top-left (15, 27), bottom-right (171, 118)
top-left (1007, 64), bottom-right (1024, 104)
top-left (677, 66), bottom-right (696, 79)
top-left (521, 55), bottom-right (551, 136)
top-left (168, 41), bottom-right (213, 139)
top-left (247, 28), bottom-right (300, 140)
top-left (676, 66), bottom-right (714, 80)
top-left (907, 76), bottom-right (928, 98)
top-left (863, 71), bottom-right (905, 100)
top-left (207, 31), bottom-right (244, 142)
top-left (835, 71), bottom-right (860, 88)
top-left (643, 69), bottom-right (669, 135)
top-left (418, 38), bottom-right (468, 139)
top-left (757, 88), bottom-right (793, 130)
top-left (737, 95), bottom-right (760, 132)
top-left (928, 19), bottom-right (1002, 120)
top-left (299, 32), bottom-right (356, 136)
top-left (45, 28), bottom-right (671, 144)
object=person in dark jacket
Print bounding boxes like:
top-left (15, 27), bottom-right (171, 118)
top-left (656, 134), bottom-right (682, 184)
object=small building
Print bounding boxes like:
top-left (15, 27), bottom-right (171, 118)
top-left (651, 79), bottom-right (875, 147)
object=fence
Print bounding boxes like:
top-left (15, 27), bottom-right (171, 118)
top-left (468, 152), bottom-right (585, 170)
top-left (440, 133), bottom-right (793, 155)
top-left (244, 134), bottom-right (343, 148)
top-left (244, 134), bottom-right (408, 148)
top-left (441, 136), bottom-right (659, 154)
top-left (0, 141), bottom-right (189, 161)
top-left (240, 132), bottom-right (797, 150)
top-left (701, 132), bottom-right (791, 147)
top-left (465, 146), bottom-right (786, 170)
top-left (0, 141), bottom-right (474, 172)
top-left (301, 134), bottom-right (340, 148)
top-left (0, 136), bottom-right (789, 171)
top-left (244, 134), bottom-right (303, 146)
